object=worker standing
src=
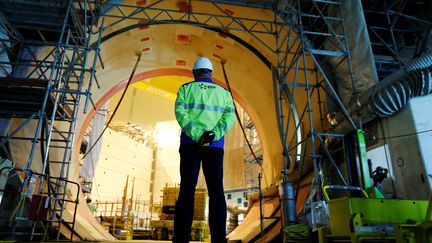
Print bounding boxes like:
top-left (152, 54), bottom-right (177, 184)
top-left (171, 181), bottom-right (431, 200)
top-left (173, 56), bottom-right (236, 243)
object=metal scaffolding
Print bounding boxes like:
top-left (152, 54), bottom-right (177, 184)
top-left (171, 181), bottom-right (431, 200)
top-left (273, 0), bottom-right (357, 227)
top-left (98, 0), bottom-right (357, 229)
top-left (0, 0), bottom-right (102, 240)
top-left (0, 0), bottom-right (377, 239)
top-left (362, 0), bottom-right (432, 78)
top-left (242, 111), bottom-right (262, 198)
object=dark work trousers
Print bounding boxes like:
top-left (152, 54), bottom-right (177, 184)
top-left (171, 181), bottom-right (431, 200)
top-left (173, 143), bottom-right (227, 243)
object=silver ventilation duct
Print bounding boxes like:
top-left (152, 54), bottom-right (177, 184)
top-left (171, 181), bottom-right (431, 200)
top-left (329, 51), bottom-right (432, 135)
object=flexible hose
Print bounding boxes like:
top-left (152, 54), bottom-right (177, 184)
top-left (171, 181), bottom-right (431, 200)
top-left (369, 52), bottom-right (432, 117)
top-left (330, 51), bottom-right (432, 134)
top-left (405, 52), bottom-right (432, 72)
top-left (369, 63), bottom-right (432, 117)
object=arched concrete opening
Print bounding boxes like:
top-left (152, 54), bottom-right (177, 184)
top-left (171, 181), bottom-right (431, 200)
top-left (68, 21), bottom-right (290, 239)
top-left (75, 67), bottom-right (266, 192)
top-left (76, 68), bottom-right (258, 152)
top-left (6, 3), bottom-right (319, 237)
top-left (73, 22), bottom-right (292, 189)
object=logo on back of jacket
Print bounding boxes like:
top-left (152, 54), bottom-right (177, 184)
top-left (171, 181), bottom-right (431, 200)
top-left (199, 83), bottom-right (216, 90)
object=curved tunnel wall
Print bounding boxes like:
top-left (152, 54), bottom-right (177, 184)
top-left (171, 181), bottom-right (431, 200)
top-left (71, 23), bottom-right (286, 239)
top-left (75, 23), bottom-right (287, 187)
top-left (8, 6), bottom-right (322, 239)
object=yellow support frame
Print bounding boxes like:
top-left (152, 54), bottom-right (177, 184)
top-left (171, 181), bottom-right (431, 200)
top-left (319, 197), bottom-right (430, 242)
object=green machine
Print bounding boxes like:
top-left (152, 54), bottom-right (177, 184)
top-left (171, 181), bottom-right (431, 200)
top-left (318, 130), bottom-right (432, 242)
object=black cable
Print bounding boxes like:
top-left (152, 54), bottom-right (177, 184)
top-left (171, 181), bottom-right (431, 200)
top-left (367, 128), bottom-right (432, 141)
top-left (221, 61), bottom-right (262, 168)
top-left (220, 63), bottom-right (272, 218)
top-left (82, 52), bottom-right (142, 160)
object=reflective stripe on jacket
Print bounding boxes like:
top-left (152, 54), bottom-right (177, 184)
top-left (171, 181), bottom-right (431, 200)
top-left (175, 78), bottom-right (236, 146)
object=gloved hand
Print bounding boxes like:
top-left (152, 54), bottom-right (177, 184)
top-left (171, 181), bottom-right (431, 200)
top-left (198, 131), bottom-right (215, 146)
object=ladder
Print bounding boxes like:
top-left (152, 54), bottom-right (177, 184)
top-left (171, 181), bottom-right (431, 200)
top-left (0, 0), bottom-right (103, 240)
top-left (273, 0), bottom-right (356, 227)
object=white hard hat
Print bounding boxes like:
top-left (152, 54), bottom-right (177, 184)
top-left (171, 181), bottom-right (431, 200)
top-left (193, 56), bottom-right (213, 71)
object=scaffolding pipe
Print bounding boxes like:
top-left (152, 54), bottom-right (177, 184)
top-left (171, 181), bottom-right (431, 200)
top-left (279, 180), bottom-right (296, 224)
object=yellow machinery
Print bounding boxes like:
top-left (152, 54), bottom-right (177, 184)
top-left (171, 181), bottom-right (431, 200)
top-left (150, 185), bottom-right (207, 241)
top-left (313, 130), bottom-right (432, 242)
top-left (318, 192), bottom-right (432, 242)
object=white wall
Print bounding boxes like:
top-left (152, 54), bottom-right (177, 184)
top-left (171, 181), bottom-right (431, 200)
top-left (153, 121), bottom-right (181, 203)
top-left (383, 95), bottom-right (432, 200)
top-left (225, 189), bottom-right (248, 208)
top-left (91, 129), bottom-right (153, 203)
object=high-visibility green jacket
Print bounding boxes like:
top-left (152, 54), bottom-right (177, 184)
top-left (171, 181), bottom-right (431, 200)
top-left (175, 78), bottom-right (236, 146)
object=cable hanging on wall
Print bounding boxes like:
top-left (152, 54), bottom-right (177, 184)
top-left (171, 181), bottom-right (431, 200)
top-left (82, 51), bottom-right (143, 160)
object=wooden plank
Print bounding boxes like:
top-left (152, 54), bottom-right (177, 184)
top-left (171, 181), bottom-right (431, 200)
top-left (255, 220), bottom-right (282, 243)
top-left (227, 197), bottom-right (280, 241)
top-left (233, 218), bottom-right (276, 242)
top-left (62, 201), bottom-right (117, 241)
